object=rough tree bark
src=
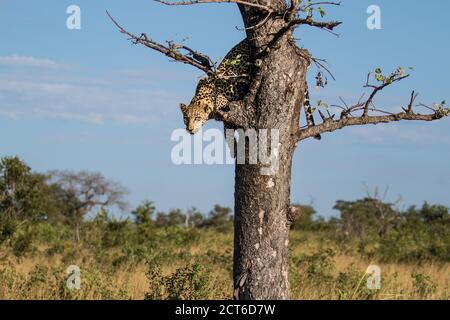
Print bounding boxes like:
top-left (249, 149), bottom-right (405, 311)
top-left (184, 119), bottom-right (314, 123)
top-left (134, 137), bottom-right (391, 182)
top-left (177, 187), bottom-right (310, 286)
top-left (233, 2), bottom-right (307, 299)
top-left (109, 0), bottom-right (448, 300)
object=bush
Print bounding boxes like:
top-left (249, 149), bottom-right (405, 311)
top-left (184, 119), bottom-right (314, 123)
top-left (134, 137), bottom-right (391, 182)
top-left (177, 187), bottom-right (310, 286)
top-left (145, 260), bottom-right (210, 300)
top-left (411, 272), bottom-right (438, 299)
top-left (334, 267), bottom-right (378, 300)
top-left (0, 219), bottom-right (17, 244)
top-left (11, 232), bottom-right (34, 258)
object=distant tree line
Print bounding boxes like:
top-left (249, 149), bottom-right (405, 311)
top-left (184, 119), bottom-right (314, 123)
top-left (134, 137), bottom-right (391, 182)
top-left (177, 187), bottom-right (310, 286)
top-left (1, 156), bottom-right (448, 262)
top-left (291, 199), bottom-right (449, 261)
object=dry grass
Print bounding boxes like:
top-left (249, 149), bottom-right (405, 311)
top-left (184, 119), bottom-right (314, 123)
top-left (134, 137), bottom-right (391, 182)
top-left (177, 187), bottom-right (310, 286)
top-left (293, 255), bottom-right (449, 300)
top-left (0, 230), bottom-right (448, 300)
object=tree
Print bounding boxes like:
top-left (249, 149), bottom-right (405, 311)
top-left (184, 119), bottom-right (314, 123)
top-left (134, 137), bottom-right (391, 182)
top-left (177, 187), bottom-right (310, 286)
top-left (51, 171), bottom-right (128, 242)
top-left (108, 1), bottom-right (449, 299)
top-left (0, 156), bottom-right (72, 244)
top-left (185, 207), bottom-right (204, 228)
top-left (0, 156), bottom-right (62, 222)
top-left (333, 198), bottom-right (400, 239)
top-left (132, 201), bottom-right (156, 225)
top-left (155, 211), bottom-right (170, 227)
top-left (155, 209), bottom-right (187, 227)
top-left (202, 205), bottom-right (233, 232)
top-left (167, 209), bottom-right (186, 227)
top-left (416, 202), bottom-right (449, 224)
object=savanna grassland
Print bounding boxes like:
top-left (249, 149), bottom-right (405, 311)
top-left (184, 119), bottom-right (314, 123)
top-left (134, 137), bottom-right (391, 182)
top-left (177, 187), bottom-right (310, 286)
top-left (0, 156), bottom-right (449, 300)
top-left (0, 226), bottom-right (448, 300)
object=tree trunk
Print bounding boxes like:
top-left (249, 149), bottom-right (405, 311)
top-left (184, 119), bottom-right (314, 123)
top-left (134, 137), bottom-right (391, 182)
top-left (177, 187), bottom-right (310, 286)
top-left (233, 3), bottom-right (309, 299)
top-left (75, 222), bottom-right (81, 243)
top-left (233, 154), bottom-right (294, 299)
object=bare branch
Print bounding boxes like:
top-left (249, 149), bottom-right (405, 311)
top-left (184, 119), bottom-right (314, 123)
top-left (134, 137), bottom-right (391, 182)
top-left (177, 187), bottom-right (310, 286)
top-left (297, 71), bottom-right (449, 141)
top-left (284, 0), bottom-right (342, 36)
top-left (154, 0), bottom-right (275, 12)
top-left (402, 90), bottom-right (419, 113)
top-left (259, 3), bottom-right (342, 61)
top-left (50, 170), bottom-right (129, 215)
top-left (362, 74), bottom-right (409, 117)
top-left (288, 18), bottom-right (342, 32)
top-left (298, 111), bottom-right (445, 141)
top-left (156, 0), bottom-right (277, 31)
top-left (240, 11), bottom-right (274, 31)
top-left (311, 56), bottom-right (336, 81)
top-left (106, 10), bottom-right (214, 75)
top-left (300, 1), bottom-right (342, 11)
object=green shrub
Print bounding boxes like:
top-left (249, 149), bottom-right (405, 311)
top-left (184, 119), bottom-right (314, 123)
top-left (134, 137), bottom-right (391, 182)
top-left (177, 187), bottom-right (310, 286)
top-left (0, 219), bottom-right (17, 244)
top-left (165, 262), bottom-right (209, 300)
top-left (334, 267), bottom-right (378, 300)
top-left (296, 249), bottom-right (335, 282)
top-left (145, 261), bottom-right (165, 300)
top-left (411, 272), bottom-right (438, 298)
top-left (145, 260), bottom-right (210, 300)
top-left (45, 244), bottom-right (65, 257)
top-left (11, 232), bottom-right (34, 258)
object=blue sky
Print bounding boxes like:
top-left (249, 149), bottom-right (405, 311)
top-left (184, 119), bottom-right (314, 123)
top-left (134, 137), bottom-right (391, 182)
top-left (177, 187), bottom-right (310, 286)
top-left (0, 0), bottom-right (449, 217)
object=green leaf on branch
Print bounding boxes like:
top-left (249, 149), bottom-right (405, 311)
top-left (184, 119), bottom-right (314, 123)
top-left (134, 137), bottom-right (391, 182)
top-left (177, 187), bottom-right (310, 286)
top-left (433, 101), bottom-right (450, 117)
top-left (374, 66), bottom-right (411, 84)
top-left (318, 7), bottom-right (327, 18)
top-left (316, 100), bottom-right (329, 109)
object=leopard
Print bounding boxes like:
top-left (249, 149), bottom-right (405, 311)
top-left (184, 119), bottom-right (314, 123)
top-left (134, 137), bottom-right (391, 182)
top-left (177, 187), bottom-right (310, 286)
top-left (180, 39), bottom-right (252, 134)
top-left (180, 39), bottom-right (320, 141)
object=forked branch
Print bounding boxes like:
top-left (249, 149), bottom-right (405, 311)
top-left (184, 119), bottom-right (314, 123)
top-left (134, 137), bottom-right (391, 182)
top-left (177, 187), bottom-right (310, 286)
top-left (285, 0), bottom-right (342, 34)
top-left (106, 10), bottom-right (215, 75)
top-left (297, 70), bottom-right (449, 141)
top-left (297, 111), bottom-right (446, 141)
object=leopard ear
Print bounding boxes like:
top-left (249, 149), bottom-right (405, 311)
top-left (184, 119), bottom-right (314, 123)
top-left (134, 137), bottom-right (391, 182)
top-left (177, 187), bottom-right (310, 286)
top-left (180, 103), bottom-right (188, 113)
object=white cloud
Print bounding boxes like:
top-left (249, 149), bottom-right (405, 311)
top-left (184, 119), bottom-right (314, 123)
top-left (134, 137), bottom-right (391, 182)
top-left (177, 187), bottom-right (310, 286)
top-left (0, 109), bottom-right (16, 119)
top-left (0, 55), bottom-right (67, 69)
top-left (0, 60), bottom-right (188, 125)
top-left (34, 110), bottom-right (106, 125)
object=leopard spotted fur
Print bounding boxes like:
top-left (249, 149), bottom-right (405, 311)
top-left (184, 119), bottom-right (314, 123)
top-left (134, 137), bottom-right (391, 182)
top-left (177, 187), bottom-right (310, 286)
top-left (180, 39), bottom-right (252, 134)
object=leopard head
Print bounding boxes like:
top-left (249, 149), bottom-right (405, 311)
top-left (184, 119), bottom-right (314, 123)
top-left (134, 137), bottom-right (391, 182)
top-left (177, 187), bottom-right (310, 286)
top-left (180, 99), bottom-right (214, 134)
